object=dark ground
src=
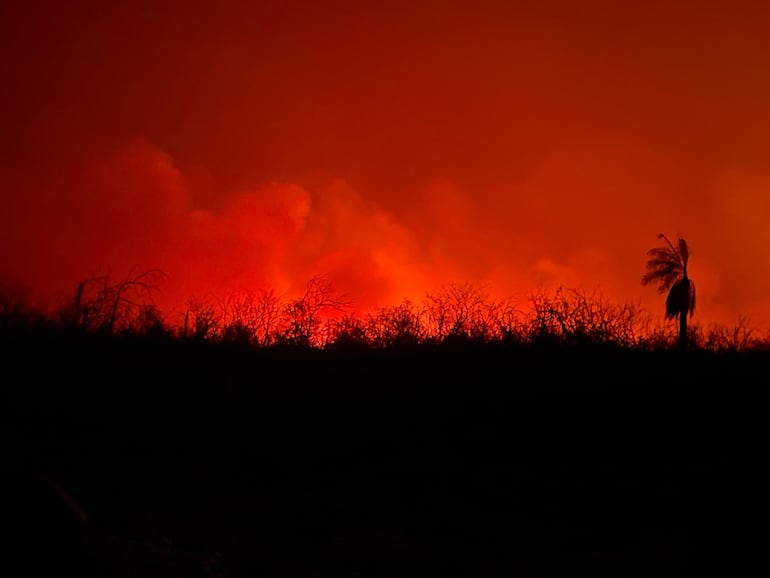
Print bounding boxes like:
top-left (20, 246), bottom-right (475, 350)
top-left (1, 340), bottom-right (764, 576)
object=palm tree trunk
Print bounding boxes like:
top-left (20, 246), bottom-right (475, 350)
top-left (679, 311), bottom-right (688, 350)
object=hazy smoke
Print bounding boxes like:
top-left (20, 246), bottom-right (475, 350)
top-left (3, 138), bottom-right (768, 333)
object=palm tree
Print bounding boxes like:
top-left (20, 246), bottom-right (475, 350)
top-left (641, 233), bottom-right (696, 350)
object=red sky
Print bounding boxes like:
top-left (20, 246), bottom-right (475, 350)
top-left (2, 0), bottom-right (770, 332)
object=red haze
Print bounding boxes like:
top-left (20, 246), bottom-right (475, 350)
top-left (2, 1), bottom-right (770, 332)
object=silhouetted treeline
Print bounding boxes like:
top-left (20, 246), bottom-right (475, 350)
top-left (2, 275), bottom-right (764, 578)
top-left (2, 273), bottom-right (768, 355)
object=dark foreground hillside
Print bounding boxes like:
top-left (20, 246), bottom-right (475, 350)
top-left (1, 337), bottom-right (765, 577)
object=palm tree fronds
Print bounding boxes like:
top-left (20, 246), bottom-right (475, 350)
top-left (647, 245), bottom-right (681, 260)
top-left (641, 255), bottom-right (682, 291)
top-left (641, 271), bottom-right (674, 292)
top-left (659, 233), bottom-right (678, 255)
top-left (664, 278), bottom-right (695, 319)
top-left (643, 258), bottom-right (682, 275)
top-left (640, 236), bottom-right (688, 289)
top-left (642, 233), bottom-right (695, 348)
top-left (644, 248), bottom-right (681, 264)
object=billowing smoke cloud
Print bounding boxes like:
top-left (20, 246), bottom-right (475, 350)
top-left (3, 0), bottom-right (770, 335)
top-left (0, 140), bottom-right (443, 319)
top-left (3, 138), bottom-right (768, 334)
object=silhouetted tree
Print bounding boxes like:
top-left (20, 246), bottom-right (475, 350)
top-left (180, 297), bottom-right (219, 341)
top-left (126, 304), bottom-right (169, 338)
top-left (700, 316), bottom-right (758, 353)
top-left (62, 267), bottom-right (167, 335)
top-left (326, 313), bottom-right (370, 350)
top-left (528, 286), bottom-right (650, 348)
top-left (280, 275), bottom-right (351, 347)
top-left (366, 299), bottom-right (427, 348)
top-left (641, 234), bottom-right (696, 350)
top-left (215, 288), bottom-right (284, 347)
top-left (249, 287), bottom-right (282, 347)
top-left (425, 281), bottom-right (490, 342)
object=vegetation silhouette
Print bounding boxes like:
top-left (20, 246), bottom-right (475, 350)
top-left (0, 269), bottom-right (764, 577)
top-left (641, 234), bottom-right (697, 351)
top-left (3, 268), bottom-right (766, 353)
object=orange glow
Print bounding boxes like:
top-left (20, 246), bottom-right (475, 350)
top-left (2, 1), bottom-right (770, 333)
